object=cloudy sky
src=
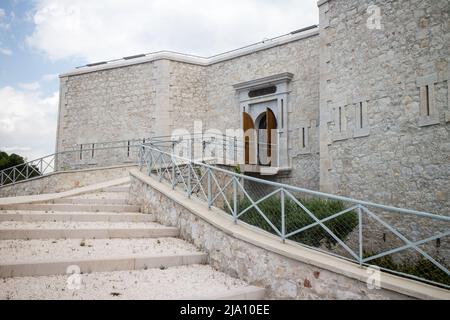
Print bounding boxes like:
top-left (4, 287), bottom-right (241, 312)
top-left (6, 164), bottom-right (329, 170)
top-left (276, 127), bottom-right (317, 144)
top-left (0, 0), bottom-right (318, 161)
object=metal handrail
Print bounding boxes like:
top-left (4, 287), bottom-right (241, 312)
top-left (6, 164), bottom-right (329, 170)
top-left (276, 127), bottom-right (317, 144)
top-left (139, 143), bottom-right (450, 288)
top-left (0, 144), bottom-right (142, 187)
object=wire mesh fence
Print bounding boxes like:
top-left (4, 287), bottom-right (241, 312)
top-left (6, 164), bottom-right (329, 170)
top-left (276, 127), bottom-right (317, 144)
top-left (140, 143), bottom-right (450, 289)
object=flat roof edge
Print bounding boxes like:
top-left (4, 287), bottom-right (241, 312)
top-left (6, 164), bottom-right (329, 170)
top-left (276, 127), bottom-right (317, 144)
top-left (59, 28), bottom-right (319, 78)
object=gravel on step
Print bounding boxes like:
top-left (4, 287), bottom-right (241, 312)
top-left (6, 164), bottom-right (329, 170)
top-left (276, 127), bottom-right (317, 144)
top-left (0, 265), bottom-right (248, 300)
top-left (0, 221), bottom-right (166, 230)
top-left (0, 238), bottom-right (201, 263)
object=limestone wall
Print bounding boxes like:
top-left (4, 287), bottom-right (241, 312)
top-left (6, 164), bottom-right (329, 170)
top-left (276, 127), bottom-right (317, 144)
top-left (202, 36), bottom-right (320, 190)
top-left (169, 61), bottom-right (208, 134)
top-left (318, 0), bottom-right (450, 214)
top-left (58, 35), bottom-right (321, 190)
top-left (0, 165), bottom-right (135, 198)
top-left (57, 62), bottom-right (158, 152)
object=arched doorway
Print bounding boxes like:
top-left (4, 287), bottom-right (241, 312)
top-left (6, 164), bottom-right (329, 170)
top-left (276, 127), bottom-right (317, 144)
top-left (256, 108), bottom-right (277, 166)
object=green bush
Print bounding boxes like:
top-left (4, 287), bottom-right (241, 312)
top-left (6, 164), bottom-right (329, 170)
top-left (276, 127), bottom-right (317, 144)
top-left (226, 195), bottom-right (358, 248)
top-left (0, 151), bottom-right (41, 183)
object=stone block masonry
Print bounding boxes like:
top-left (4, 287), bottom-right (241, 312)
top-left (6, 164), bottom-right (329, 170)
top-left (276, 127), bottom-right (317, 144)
top-left (58, 32), bottom-right (321, 191)
top-left (318, 0), bottom-right (449, 215)
top-left (56, 0), bottom-right (449, 219)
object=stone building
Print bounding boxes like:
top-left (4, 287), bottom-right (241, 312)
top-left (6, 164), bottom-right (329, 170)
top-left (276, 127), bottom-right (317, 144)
top-left (56, 0), bottom-right (449, 214)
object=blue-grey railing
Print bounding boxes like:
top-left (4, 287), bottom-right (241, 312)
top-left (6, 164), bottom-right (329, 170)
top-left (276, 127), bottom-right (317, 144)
top-left (139, 143), bottom-right (450, 289)
top-left (0, 144), bottom-right (142, 187)
top-left (0, 134), bottom-right (247, 187)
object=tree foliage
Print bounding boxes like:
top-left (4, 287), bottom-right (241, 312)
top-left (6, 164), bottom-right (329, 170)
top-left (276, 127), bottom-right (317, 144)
top-left (0, 151), bottom-right (26, 170)
top-left (0, 151), bottom-right (41, 183)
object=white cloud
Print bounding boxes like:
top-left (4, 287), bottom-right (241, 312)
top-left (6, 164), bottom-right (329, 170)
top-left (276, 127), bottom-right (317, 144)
top-left (0, 47), bottom-right (12, 56)
top-left (19, 81), bottom-right (40, 91)
top-left (25, 0), bottom-right (318, 62)
top-left (0, 8), bottom-right (10, 29)
top-left (0, 86), bottom-right (58, 160)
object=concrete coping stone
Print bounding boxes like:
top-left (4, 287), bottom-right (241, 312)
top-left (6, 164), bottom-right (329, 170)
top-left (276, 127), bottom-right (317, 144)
top-left (129, 169), bottom-right (450, 300)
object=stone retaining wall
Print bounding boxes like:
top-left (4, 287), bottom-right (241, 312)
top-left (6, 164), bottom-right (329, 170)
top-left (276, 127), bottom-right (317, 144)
top-left (129, 170), bottom-right (420, 300)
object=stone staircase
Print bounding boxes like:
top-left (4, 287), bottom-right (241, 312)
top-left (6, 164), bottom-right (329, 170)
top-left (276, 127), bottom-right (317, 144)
top-left (0, 183), bottom-right (265, 300)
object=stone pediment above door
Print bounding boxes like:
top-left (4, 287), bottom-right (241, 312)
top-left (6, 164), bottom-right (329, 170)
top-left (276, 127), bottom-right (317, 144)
top-left (233, 72), bottom-right (293, 103)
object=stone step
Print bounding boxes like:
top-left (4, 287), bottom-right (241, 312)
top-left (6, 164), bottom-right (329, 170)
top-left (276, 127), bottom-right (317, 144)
top-left (102, 185), bottom-right (130, 193)
top-left (0, 221), bottom-right (179, 239)
top-left (0, 203), bottom-right (140, 213)
top-left (0, 238), bottom-right (202, 265)
top-left (50, 198), bottom-right (129, 205)
top-left (0, 248), bottom-right (207, 277)
top-left (0, 211), bottom-right (155, 222)
top-left (0, 265), bottom-right (264, 300)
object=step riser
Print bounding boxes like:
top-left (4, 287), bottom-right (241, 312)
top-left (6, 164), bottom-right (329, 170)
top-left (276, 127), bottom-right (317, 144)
top-left (0, 204), bottom-right (140, 213)
top-left (0, 213), bottom-right (155, 223)
top-left (0, 228), bottom-right (179, 240)
top-left (51, 198), bottom-right (129, 205)
top-left (102, 186), bottom-right (130, 193)
top-left (0, 253), bottom-right (207, 278)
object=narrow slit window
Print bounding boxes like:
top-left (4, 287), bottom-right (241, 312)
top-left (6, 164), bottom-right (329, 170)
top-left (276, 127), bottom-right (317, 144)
top-left (338, 107), bottom-right (342, 132)
top-left (359, 102), bottom-right (363, 129)
top-left (79, 144), bottom-right (83, 160)
top-left (91, 144), bottom-right (95, 158)
top-left (425, 85), bottom-right (430, 116)
top-left (127, 141), bottom-right (130, 157)
top-left (302, 128), bottom-right (306, 148)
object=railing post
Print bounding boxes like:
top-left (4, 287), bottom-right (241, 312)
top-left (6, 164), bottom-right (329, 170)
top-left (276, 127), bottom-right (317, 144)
top-left (187, 163), bottom-right (192, 198)
top-left (147, 149), bottom-right (152, 176)
top-left (207, 168), bottom-right (212, 209)
top-left (281, 188), bottom-right (286, 243)
top-left (358, 205), bottom-right (363, 266)
top-left (233, 177), bottom-right (238, 223)
top-left (171, 158), bottom-right (176, 190)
